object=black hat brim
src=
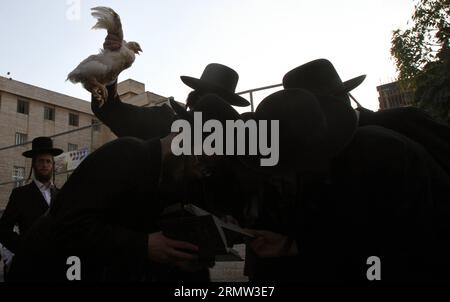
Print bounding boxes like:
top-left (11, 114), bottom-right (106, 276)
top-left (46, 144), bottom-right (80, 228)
top-left (332, 75), bottom-right (366, 95)
top-left (22, 148), bottom-right (63, 158)
top-left (180, 76), bottom-right (250, 107)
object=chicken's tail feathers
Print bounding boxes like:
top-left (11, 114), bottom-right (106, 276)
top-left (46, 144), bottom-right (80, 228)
top-left (91, 6), bottom-right (124, 41)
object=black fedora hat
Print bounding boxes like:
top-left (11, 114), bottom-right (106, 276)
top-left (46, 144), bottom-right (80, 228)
top-left (254, 88), bottom-right (357, 173)
top-left (180, 63), bottom-right (250, 107)
top-left (170, 94), bottom-right (254, 163)
top-left (22, 137), bottom-right (63, 158)
top-left (171, 89), bottom-right (356, 174)
top-left (254, 89), bottom-right (327, 173)
top-left (283, 59), bottom-right (366, 97)
top-left (170, 93), bottom-right (241, 139)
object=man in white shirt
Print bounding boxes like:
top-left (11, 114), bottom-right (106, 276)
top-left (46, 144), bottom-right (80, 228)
top-left (33, 178), bottom-right (55, 207)
top-left (0, 137), bottom-right (63, 281)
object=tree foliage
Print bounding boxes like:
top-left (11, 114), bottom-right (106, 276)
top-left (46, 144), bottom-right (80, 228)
top-left (391, 0), bottom-right (449, 121)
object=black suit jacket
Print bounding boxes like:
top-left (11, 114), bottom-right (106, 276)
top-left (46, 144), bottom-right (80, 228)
top-left (91, 83), bottom-right (176, 140)
top-left (0, 182), bottom-right (57, 253)
top-left (250, 126), bottom-right (450, 281)
top-left (298, 126), bottom-right (450, 281)
top-left (89, 86), bottom-right (212, 282)
top-left (9, 138), bottom-right (164, 282)
top-left (357, 106), bottom-right (450, 176)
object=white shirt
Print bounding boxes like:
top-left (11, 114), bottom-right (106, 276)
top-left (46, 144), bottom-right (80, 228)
top-left (33, 179), bottom-right (54, 206)
top-left (354, 109), bottom-right (360, 125)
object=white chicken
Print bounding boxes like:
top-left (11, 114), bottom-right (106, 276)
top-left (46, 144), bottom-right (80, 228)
top-left (67, 6), bottom-right (142, 107)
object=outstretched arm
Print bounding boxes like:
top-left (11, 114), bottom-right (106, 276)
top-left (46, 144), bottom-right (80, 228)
top-left (91, 82), bottom-right (176, 140)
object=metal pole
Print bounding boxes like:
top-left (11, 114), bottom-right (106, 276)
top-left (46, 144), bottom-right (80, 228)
top-left (237, 83), bottom-right (283, 112)
top-left (348, 93), bottom-right (363, 108)
top-left (237, 83), bottom-right (283, 95)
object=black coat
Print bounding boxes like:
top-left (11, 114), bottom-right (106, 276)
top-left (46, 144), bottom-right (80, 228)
top-left (302, 125), bottom-right (450, 281)
top-left (90, 86), bottom-right (212, 282)
top-left (251, 126), bottom-right (450, 281)
top-left (8, 137), bottom-right (208, 282)
top-left (0, 182), bottom-right (57, 253)
top-left (91, 83), bottom-right (176, 140)
top-left (357, 106), bottom-right (450, 176)
top-left (9, 137), bottom-right (161, 281)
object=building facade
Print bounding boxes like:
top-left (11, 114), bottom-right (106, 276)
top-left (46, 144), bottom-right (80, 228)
top-left (0, 77), bottom-right (169, 209)
top-left (377, 81), bottom-right (415, 110)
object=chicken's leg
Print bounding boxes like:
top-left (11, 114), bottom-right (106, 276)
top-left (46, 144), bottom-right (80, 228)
top-left (84, 78), bottom-right (109, 107)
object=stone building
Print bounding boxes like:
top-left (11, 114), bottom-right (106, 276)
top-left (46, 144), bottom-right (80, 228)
top-left (377, 81), bottom-right (415, 110)
top-left (0, 76), bottom-right (169, 209)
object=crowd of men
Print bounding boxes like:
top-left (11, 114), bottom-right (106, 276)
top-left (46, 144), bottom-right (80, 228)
top-left (0, 57), bottom-right (449, 282)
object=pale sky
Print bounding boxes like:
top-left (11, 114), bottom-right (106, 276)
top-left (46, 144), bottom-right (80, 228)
top-left (0, 0), bottom-right (415, 111)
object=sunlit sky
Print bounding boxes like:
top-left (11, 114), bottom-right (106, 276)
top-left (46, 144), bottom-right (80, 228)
top-left (0, 0), bottom-right (415, 111)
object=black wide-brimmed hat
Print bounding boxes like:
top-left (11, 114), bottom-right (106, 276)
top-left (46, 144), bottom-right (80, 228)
top-left (170, 94), bottom-right (240, 123)
top-left (254, 88), bottom-right (356, 173)
top-left (171, 94), bottom-right (261, 167)
top-left (254, 89), bottom-right (327, 173)
top-left (170, 89), bottom-right (356, 174)
top-left (22, 137), bottom-right (63, 158)
top-left (283, 59), bottom-right (366, 97)
top-left (170, 94), bottom-right (241, 148)
top-left (180, 63), bottom-right (250, 107)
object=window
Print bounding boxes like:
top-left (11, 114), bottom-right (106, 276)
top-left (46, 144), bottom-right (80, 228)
top-left (68, 143), bottom-right (78, 151)
top-left (91, 119), bottom-right (100, 132)
top-left (69, 113), bottom-right (79, 126)
top-left (17, 99), bottom-right (29, 115)
top-left (44, 107), bottom-right (55, 121)
top-left (15, 132), bottom-right (27, 145)
top-left (13, 166), bottom-right (26, 188)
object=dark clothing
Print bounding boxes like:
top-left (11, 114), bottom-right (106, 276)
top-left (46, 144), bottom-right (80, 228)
top-left (251, 126), bottom-right (450, 281)
top-left (91, 84), bottom-right (175, 140)
top-left (0, 182), bottom-right (56, 253)
top-left (357, 106), bottom-right (450, 176)
top-left (90, 86), bottom-right (211, 282)
top-left (9, 137), bottom-right (163, 281)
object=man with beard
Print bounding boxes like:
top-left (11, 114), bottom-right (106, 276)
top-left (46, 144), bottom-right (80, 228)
top-left (6, 100), bottom-right (222, 281)
top-left (0, 137), bottom-right (63, 280)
